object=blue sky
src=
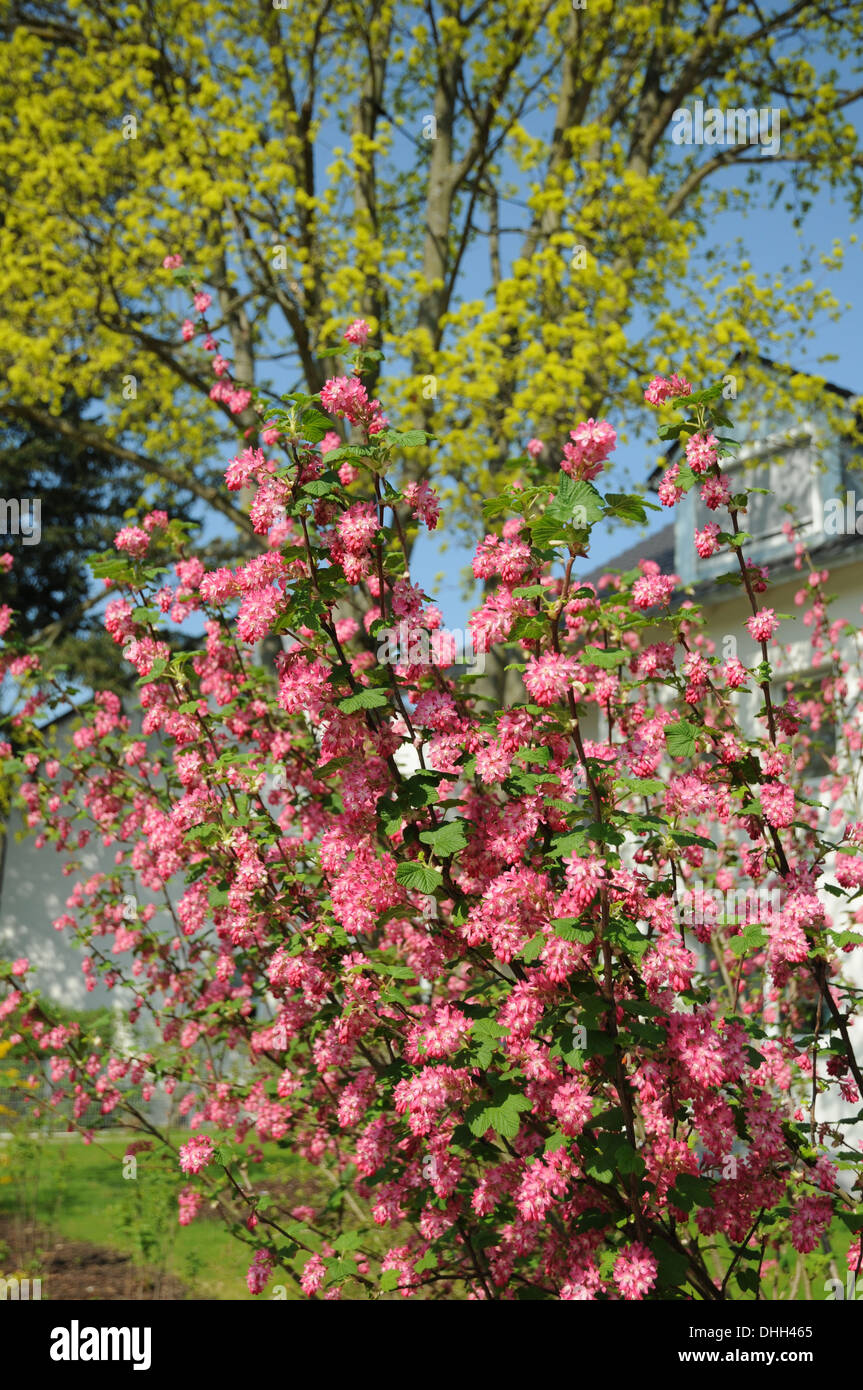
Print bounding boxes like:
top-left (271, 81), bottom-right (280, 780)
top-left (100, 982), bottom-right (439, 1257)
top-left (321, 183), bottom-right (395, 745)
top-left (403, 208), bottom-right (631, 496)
top-left (410, 175), bottom-right (862, 632)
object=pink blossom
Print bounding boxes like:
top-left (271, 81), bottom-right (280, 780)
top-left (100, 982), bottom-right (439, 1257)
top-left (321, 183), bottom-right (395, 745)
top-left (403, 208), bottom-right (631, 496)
top-left (344, 318), bottom-right (371, 345)
top-left (321, 376), bottom-right (370, 423)
top-left (699, 475), bottom-right (731, 511)
top-left (658, 462), bottom-right (684, 507)
top-left (694, 522), bottom-right (721, 557)
top-left (114, 526), bottom-right (150, 559)
top-left (178, 1186), bottom-right (204, 1226)
top-left (632, 570), bottom-right (676, 609)
top-left (403, 480), bottom-right (440, 530)
top-left (523, 652), bottom-right (579, 706)
top-left (236, 587), bottom-right (283, 645)
top-left (178, 1135), bottom-right (215, 1175)
top-left (550, 1079), bottom-right (593, 1136)
top-left (246, 1249), bottom-right (274, 1294)
top-left (225, 447), bottom-right (267, 491)
top-left (644, 373), bottom-right (691, 405)
top-left (613, 1243), bottom-right (658, 1300)
top-left (790, 1195), bottom-right (832, 1254)
top-left (746, 608), bottom-right (780, 643)
top-left (560, 418), bottom-right (617, 479)
top-left (723, 657), bottom-right (750, 689)
top-left (337, 501), bottom-right (379, 555)
top-left (760, 781), bottom-right (795, 829)
top-left (300, 1253), bottom-right (327, 1296)
top-left (685, 432), bottom-right (719, 474)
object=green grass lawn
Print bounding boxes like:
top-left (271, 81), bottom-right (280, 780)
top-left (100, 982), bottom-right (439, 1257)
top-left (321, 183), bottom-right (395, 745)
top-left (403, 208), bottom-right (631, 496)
top-left (0, 1130), bottom-right (311, 1300)
top-left (1, 1129), bottom-right (854, 1301)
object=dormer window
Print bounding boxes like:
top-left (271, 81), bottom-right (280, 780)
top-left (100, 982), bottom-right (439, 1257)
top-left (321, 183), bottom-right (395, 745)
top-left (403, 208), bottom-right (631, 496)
top-left (722, 430), bottom-right (819, 542)
top-left (685, 426), bottom-right (821, 583)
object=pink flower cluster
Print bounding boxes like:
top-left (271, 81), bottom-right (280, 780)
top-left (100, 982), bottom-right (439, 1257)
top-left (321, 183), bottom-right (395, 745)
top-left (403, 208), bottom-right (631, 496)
top-left (178, 1135), bottom-right (215, 1175)
top-left (644, 372), bottom-right (691, 405)
top-left (2, 336), bottom-right (858, 1307)
top-left (560, 417), bottom-right (616, 480)
top-left (746, 608), bottom-right (780, 643)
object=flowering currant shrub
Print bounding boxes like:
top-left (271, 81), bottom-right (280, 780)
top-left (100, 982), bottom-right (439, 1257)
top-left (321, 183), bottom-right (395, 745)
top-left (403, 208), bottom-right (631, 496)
top-left (1, 281), bottom-right (863, 1300)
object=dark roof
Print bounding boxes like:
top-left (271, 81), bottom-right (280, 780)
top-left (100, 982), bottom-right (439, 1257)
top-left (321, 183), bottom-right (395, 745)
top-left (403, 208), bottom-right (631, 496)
top-left (583, 521), bottom-right (676, 585)
top-left (679, 525), bottom-right (863, 605)
top-left (586, 516), bottom-right (863, 602)
top-left (725, 351), bottom-right (857, 400)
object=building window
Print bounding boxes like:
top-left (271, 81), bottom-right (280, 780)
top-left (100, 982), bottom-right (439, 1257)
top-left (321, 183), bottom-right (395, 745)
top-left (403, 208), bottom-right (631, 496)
top-left (693, 435), bottom-right (818, 548)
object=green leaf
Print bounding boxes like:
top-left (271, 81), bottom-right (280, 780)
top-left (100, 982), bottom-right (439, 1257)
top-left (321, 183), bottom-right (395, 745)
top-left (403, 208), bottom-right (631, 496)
top-left (613, 1142), bottom-right (646, 1177)
top-left (381, 429), bottom-right (432, 449)
top-left (369, 962), bottom-right (415, 979)
top-left (665, 720), bottom-right (698, 757)
top-left (583, 645), bottom-right (627, 668)
top-left (617, 776), bottom-right (668, 797)
top-left (89, 556), bottom-right (134, 581)
top-left (395, 861), bottom-right (443, 893)
top-left (553, 918), bottom-right (594, 944)
top-left (471, 1018), bottom-right (509, 1039)
top-left (653, 1238), bottom-right (690, 1286)
top-left (301, 478), bottom-right (340, 498)
top-left (466, 1087), bottom-right (532, 1140)
top-left (669, 1173), bottom-right (714, 1211)
top-left (338, 687), bottom-right (389, 714)
top-left (520, 931), bottom-right (545, 963)
top-left (727, 924), bottom-right (769, 957)
top-left (515, 745), bottom-right (550, 765)
top-left (603, 493), bottom-right (659, 522)
top-left (529, 514), bottom-right (571, 547)
top-left (136, 656), bottom-right (168, 687)
top-left (418, 821), bottom-right (467, 857)
top-left (379, 1269), bottom-right (400, 1291)
top-left (831, 930), bottom-right (863, 947)
top-left (549, 831), bottom-right (588, 858)
top-left (554, 477), bottom-right (605, 526)
top-left (316, 445), bottom-right (376, 466)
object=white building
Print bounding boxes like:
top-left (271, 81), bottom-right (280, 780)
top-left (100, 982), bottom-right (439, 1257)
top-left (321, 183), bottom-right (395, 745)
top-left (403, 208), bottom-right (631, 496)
top-left (587, 361), bottom-right (863, 1144)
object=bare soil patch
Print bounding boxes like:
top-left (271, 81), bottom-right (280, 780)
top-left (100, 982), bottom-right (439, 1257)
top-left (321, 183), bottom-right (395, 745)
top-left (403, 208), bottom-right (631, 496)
top-left (0, 1213), bottom-right (191, 1300)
